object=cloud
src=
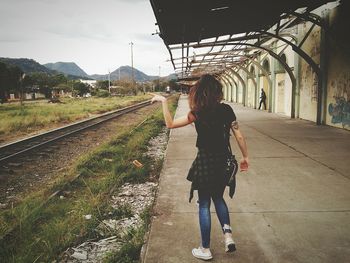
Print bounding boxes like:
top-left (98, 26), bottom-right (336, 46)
top-left (0, 0), bottom-right (175, 76)
top-left (44, 22), bottom-right (119, 42)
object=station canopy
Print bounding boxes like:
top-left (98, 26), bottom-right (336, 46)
top-left (150, 0), bottom-right (336, 81)
top-left (151, 0), bottom-right (330, 44)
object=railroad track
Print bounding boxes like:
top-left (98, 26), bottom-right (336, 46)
top-left (0, 95), bottom-right (177, 243)
top-left (0, 99), bottom-right (153, 164)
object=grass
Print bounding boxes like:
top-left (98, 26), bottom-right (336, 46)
top-left (0, 95), bottom-right (151, 140)
top-left (0, 95), bottom-right (179, 263)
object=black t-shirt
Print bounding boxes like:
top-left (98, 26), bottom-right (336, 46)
top-left (194, 103), bottom-right (236, 152)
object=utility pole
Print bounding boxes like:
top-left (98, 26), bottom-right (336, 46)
top-left (118, 67), bottom-right (121, 81)
top-left (20, 73), bottom-right (25, 106)
top-left (108, 69), bottom-right (111, 93)
top-left (158, 65), bottom-right (161, 91)
top-left (71, 80), bottom-right (73, 97)
top-left (129, 42), bottom-right (135, 95)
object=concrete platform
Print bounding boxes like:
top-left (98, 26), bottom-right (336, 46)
top-left (143, 95), bottom-right (350, 263)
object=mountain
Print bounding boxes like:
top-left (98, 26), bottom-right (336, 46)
top-left (0, 58), bottom-right (91, 80)
top-left (0, 57), bottom-right (177, 82)
top-left (90, 66), bottom-right (152, 82)
top-left (0, 57), bottom-right (53, 74)
top-left (90, 66), bottom-right (177, 82)
top-left (44, 62), bottom-right (89, 78)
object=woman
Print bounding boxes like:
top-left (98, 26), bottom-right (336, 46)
top-left (150, 74), bottom-right (249, 261)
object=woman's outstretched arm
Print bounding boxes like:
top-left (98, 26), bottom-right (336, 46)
top-left (231, 121), bottom-right (249, 171)
top-left (150, 93), bottom-right (194, 129)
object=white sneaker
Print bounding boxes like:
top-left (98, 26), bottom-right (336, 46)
top-left (225, 236), bottom-right (236, 253)
top-left (223, 225), bottom-right (236, 253)
top-left (192, 247), bottom-right (213, 261)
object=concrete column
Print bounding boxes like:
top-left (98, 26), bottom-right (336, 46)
top-left (271, 42), bottom-right (277, 113)
top-left (228, 79), bottom-right (232, 102)
top-left (225, 81), bottom-right (229, 100)
top-left (320, 10), bottom-right (330, 124)
top-left (294, 24), bottom-right (302, 119)
top-left (243, 70), bottom-right (249, 106)
top-left (255, 56), bottom-right (261, 109)
top-left (222, 80), bottom-right (227, 100)
top-left (236, 77), bottom-right (239, 103)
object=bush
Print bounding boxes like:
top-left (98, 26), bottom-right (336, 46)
top-left (95, 89), bottom-right (110, 97)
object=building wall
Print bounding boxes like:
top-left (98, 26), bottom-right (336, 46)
top-left (232, 82), bottom-right (237, 102)
top-left (259, 76), bottom-right (270, 110)
top-left (298, 24), bottom-right (321, 122)
top-left (275, 44), bottom-right (293, 116)
top-left (247, 78), bottom-right (255, 107)
top-left (228, 81), bottom-right (233, 102)
top-left (325, 8), bottom-right (350, 130)
top-left (237, 80), bottom-right (243, 104)
top-left (275, 73), bottom-right (286, 114)
top-left (326, 48), bottom-right (350, 130)
top-left (230, 3), bottom-right (350, 130)
top-left (222, 81), bottom-right (228, 99)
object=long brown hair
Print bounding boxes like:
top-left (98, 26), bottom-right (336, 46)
top-left (188, 74), bottom-right (223, 120)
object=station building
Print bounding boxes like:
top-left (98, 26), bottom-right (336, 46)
top-left (150, 0), bottom-right (349, 130)
top-left (221, 2), bottom-right (349, 130)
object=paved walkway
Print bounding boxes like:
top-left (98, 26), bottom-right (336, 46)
top-left (143, 95), bottom-right (350, 263)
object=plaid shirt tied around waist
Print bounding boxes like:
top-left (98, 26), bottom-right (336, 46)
top-left (187, 148), bottom-right (228, 202)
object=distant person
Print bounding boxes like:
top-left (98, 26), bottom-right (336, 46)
top-left (258, 88), bottom-right (267, 110)
top-left (150, 74), bottom-right (249, 261)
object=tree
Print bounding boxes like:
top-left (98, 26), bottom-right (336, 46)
top-left (96, 80), bottom-right (109, 90)
top-left (152, 79), bottom-right (168, 92)
top-left (30, 72), bottom-right (52, 98)
top-left (28, 73), bottom-right (68, 98)
top-left (168, 79), bottom-right (180, 91)
top-left (23, 74), bottom-right (34, 88)
top-left (55, 83), bottom-right (71, 92)
top-left (50, 74), bottom-right (67, 87)
top-left (0, 62), bottom-right (9, 103)
top-left (73, 82), bottom-right (90, 96)
top-left (0, 65), bottom-right (74, 102)
top-left (113, 79), bottom-right (136, 95)
top-left (0, 62), bottom-right (23, 103)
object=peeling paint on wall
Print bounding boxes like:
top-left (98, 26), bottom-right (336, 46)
top-left (310, 30), bottom-right (321, 58)
top-left (298, 23), bottom-right (321, 122)
top-left (311, 72), bottom-right (318, 102)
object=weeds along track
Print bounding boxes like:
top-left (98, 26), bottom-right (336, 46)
top-left (0, 99), bottom-right (152, 164)
top-left (0, 95), bottom-right (178, 258)
top-left (0, 99), bottom-right (154, 240)
top-left (0, 98), bottom-right (167, 206)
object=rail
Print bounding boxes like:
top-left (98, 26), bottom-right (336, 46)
top-left (0, 99), bottom-right (152, 163)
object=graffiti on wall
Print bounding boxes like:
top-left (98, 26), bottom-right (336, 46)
top-left (328, 97), bottom-right (350, 127)
top-left (328, 73), bottom-right (350, 127)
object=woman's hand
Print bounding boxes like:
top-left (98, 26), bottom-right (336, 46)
top-left (149, 93), bottom-right (166, 103)
top-left (240, 157), bottom-right (249, 172)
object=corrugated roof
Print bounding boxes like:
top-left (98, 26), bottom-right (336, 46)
top-left (150, 0), bottom-right (333, 44)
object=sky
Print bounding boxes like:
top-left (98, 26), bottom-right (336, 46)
top-left (0, 0), bottom-right (174, 76)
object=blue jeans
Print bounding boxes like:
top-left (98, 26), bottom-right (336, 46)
top-left (198, 187), bottom-right (231, 248)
